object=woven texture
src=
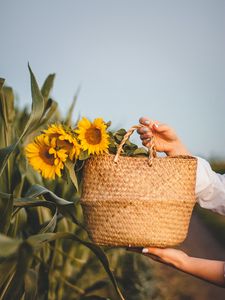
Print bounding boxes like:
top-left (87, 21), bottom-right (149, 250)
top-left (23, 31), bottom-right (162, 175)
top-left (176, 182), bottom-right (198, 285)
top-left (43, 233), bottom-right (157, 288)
top-left (81, 153), bottom-right (197, 247)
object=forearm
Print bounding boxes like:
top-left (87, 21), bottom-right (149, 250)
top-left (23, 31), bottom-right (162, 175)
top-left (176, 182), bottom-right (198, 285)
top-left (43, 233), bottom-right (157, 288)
top-left (176, 256), bottom-right (225, 287)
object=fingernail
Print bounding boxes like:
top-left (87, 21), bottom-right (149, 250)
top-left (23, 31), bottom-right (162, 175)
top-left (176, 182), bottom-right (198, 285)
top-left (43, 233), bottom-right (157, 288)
top-left (142, 127), bottom-right (148, 132)
top-left (153, 123), bottom-right (159, 128)
top-left (142, 248), bottom-right (149, 253)
top-left (144, 120), bottom-right (150, 125)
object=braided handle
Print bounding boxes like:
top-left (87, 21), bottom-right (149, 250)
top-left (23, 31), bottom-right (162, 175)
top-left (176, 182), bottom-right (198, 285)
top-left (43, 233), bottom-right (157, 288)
top-left (113, 125), bottom-right (157, 166)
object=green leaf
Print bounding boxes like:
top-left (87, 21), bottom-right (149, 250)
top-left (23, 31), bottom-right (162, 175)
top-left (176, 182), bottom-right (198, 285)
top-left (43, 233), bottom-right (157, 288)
top-left (79, 150), bottom-right (89, 161)
top-left (0, 259), bottom-right (17, 291)
top-left (105, 121), bottom-right (111, 129)
top-left (3, 241), bottom-right (34, 300)
top-left (0, 86), bottom-right (15, 168)
top-left (0, 234), bottom-right (21, 257)
top-left (21, 99), bottom-right (58, 149)
top-left (27, 63), bottom-right (45, 126)
top-left (0, 78), bottom-right (5, 91)
top-left (133, 147), bottom-right (148, 156)
top-left (25, 184), bottom-right (73, 206)
top-left (0, 65), bottom-right (45, 177)
top-left (84, 280), bottom-right (109, 294)
top-left (64, 86), bottom-right (81, 126)
top-left (0, 193), bottom-right (14, 234)
top-left (24, 269), bottom-right (38, 300)
top-left (14, 198), bottom-right (57, 233)
top-left (27, 232), bottom-right (125, 300)
top-left (0, 190), bottom-right (11, 199)
top-left (114, 129), bottom-right (126, 136)
top-left (41, 73), bottom-right (55, 102)
top-left (0, 144), bottom-right (15, 173)
top-left (65, 160), bottom-right (79, 192)
top-left (124, 140), bottom-right (138, 150)
top-left (1, 86), bottom-right (15, 125)
top-left (41, 98), bottom-right (58, 122)
top-left (24, 184), bottom-right (85, 229)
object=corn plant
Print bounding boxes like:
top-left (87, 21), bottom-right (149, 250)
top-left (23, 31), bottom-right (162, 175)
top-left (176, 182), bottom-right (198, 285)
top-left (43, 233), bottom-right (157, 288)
top-left (0, 66), bottom-right (126, 300)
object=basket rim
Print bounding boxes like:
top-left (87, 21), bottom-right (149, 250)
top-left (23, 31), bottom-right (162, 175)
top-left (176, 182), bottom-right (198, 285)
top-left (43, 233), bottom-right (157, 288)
top-left (87, 152), bottom-right (197, 161)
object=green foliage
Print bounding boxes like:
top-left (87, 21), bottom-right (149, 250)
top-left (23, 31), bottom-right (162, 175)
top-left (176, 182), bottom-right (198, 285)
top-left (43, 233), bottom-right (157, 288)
top-left (108, 128), bottom-right (147, 157)
top-left (116, 253), bottom-right (163, 300)
top-left (0, 66), bottom-right (126, 300)
top-left (0, 66), bottom-right (163, 300)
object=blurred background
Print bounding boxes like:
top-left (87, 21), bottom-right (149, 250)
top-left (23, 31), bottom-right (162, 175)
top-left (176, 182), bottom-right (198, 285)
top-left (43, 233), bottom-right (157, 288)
top-left (1, 0), bottom-right (225, 159)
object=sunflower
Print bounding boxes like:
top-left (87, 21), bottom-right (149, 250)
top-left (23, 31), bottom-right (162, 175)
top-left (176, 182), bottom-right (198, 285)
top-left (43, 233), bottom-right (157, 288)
top-left (75, 117), bottom-right (110, 155)
top-left (25, 134), bottom-right (68, 179)
top-left (43, 123), bottom-right (81, 160)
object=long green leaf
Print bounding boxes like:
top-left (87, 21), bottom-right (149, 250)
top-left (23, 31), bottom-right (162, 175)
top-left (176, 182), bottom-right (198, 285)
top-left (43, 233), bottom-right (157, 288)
top-left (0, 259), bottom-right (16, 291)
top-left (41, 74), bottom-right (55, 102)
top-left (64, 86), bottom-right (80, 126)
top-left (65, 160), bottom-right (79, 192)
top-left (24, 269), bottom-right (38, 300)
top-left (0, 193), bottom-right (14, 234)
top-left (0, 65), bottom-right (45, 177)
top-left (3, 241), bottom-right (33, 300)
top-left (25, 184), bottom-right (74, 206)
top-left (27, 63), bottom-right (45, 129)
top-left (27, 232), bottom-right (125, 300)
top-left (14, 199), bottom-right (57, 233)
top-left (25, 184), bottom-right (86, 231)
top-left (24, 184), bottom-right (84, 229)
top-left (0, 87), bottom-right (15, 136)
top-left (39, 98), bottom-right (58, 124)
top-left (22, 98), bottom-right (58, 146)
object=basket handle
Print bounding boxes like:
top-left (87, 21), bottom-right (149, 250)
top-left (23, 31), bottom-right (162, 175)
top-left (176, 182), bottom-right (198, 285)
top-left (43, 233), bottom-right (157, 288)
top-left (114, 125), bottom-right (157, 166)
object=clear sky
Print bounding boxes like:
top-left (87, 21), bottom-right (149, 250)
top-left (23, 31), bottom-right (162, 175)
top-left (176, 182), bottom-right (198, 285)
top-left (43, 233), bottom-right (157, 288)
top-left (1, 0), bottom-right (225, 159)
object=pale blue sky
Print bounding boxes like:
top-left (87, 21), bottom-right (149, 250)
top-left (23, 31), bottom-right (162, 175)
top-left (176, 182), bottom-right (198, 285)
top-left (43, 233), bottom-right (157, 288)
top-left (1, 0), bottom-right (225, 158)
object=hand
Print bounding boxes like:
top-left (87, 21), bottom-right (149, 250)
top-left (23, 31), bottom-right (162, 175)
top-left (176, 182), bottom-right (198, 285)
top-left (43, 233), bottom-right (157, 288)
top-left (127, 247), bottom-right (225, 287)
top-left (127, 247), bottom-right (188, 270)
top-left (137, 117), bottom-right (191, 156)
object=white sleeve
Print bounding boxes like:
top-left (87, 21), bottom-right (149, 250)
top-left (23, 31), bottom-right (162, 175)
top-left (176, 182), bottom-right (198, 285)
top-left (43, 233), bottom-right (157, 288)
top-left (195, 156), bottom-right (225, 216)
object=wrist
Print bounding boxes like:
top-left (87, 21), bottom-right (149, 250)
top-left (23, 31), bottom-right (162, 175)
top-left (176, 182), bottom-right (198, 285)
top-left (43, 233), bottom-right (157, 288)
top-left (172, 253), bottom-right (190, 270)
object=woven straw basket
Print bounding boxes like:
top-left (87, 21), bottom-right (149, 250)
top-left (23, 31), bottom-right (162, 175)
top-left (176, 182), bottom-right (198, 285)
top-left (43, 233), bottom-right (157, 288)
top-left (80, 125), bottom-right (197, 248)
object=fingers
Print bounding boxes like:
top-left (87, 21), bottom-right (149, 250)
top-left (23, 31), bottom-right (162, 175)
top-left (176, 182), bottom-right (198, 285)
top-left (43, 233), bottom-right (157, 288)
top-left (152, 123), bottom-right (169, 133)
top-left (142, 139), bottom-right (151, 147)
top-left (126, 246), bottom-right (163, 256)
top-left (137, 126), bottom-right (150, 134)
top-left (139, 116), bottom-right (152, 126)
top-left (138, 116), bottom-right (162, 132)
top-left (139, 132), bottom-right (153, 140)
top-left (142, 247), bottom-right (163, 256)
top-left (126, 246), bottom-right (165, 263)
top-left (138, 117), bottom-right (153, 147)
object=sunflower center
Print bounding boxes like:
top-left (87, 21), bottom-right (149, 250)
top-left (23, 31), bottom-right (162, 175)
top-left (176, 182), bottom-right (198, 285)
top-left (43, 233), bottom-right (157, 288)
top-left (40, 147), bottom-right (55, 165)
top-left (85, 127), bottom-right (102, 145)
top-left (57, 139), bottom-right (72, 150)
